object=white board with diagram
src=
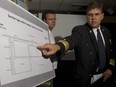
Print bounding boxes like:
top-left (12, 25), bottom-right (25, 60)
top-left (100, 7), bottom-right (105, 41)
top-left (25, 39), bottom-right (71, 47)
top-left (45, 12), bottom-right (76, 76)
top-left (0, 0), bottom-right (55, 87)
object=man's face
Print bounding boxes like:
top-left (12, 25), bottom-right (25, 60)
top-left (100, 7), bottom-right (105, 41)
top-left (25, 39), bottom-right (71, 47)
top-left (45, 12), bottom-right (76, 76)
top-left (86, 8), bottom-right (104, 28)
top-left (44, 13), bottom-right (56, 31)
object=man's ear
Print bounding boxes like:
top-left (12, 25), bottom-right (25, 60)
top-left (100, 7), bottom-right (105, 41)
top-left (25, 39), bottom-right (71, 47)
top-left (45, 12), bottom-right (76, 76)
top-left (43, 19), bottom-right (46, 23)
top-left (101, 13), bottom-right (104, 20)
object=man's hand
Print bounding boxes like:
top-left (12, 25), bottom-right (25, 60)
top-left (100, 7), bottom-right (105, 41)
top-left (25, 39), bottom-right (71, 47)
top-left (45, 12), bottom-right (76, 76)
top-left (102, 69), bottom-right (112, 82)
top-left (36, 43), bottom-right (60, 56)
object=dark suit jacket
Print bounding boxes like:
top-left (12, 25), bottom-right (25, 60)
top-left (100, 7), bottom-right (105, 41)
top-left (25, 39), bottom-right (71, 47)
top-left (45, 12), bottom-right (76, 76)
top-left (57, 23), bottom-right (114, 87)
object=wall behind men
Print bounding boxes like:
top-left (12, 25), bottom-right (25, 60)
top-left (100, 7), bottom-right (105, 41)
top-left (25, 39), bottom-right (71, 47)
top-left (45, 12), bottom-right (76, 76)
top-left (53, 14), bottom-right (86, 38)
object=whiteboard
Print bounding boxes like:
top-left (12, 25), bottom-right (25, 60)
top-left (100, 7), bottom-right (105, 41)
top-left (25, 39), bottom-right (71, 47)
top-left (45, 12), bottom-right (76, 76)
top-left (0, 0), bottom-right (55, 87)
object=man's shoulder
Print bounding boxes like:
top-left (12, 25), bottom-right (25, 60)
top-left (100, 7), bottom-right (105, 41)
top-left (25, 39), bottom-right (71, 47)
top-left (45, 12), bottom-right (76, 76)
top-left (72, 24), bottom-right (87, 32)
top-left (73, 24), bottom-right (85, 28)
top-left (101, 25), bottom-right (110, 32)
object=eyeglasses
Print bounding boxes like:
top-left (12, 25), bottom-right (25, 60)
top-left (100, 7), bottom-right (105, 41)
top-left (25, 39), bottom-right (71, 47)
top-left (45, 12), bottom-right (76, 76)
top-left (87, 13), bottom-right (103, 17)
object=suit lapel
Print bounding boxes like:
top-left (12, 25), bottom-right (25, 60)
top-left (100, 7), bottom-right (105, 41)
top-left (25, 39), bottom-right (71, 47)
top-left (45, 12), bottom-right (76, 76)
top-left (85, 23), bottom-right (99, 56)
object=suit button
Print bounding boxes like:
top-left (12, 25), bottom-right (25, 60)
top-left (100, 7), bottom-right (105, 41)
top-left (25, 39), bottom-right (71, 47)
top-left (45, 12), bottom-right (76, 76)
top-left (92, 62), bottom-right (94, 65)
top-left (86, 43), bottom-right (89, 46)
top-left (89, 74), bottom-right (92, 76)
top-left (90, 52), bottom-right (92, 55)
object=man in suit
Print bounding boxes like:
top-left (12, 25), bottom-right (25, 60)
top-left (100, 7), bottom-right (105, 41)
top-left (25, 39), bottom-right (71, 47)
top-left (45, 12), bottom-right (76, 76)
top-left (37, 2), bottom-right (115, 87)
